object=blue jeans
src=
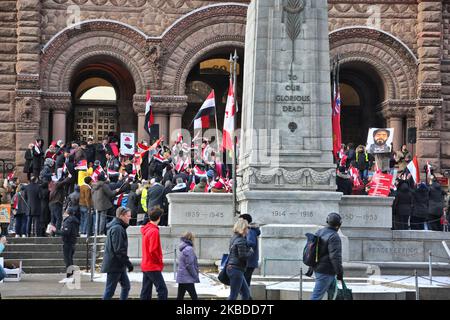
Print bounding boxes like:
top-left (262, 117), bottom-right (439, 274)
top-left (15, 215), bottom-right (27, 236)
top-left (140, 271), bottom-right (168, 300)
top-left (50, 202), bottom-right (63, 231)
top-left (226, 265), bottom-right (251, 300)
top-left (0, 264), bottom-right (6, 281)
top-left (103, 272), bottom-right (130, 300)
top-left (96, 210), bottom-right (107, 235)
top-left (79, 206), bottom-right (89, 234)
top-left (311, 272), bottom-right (337, 300)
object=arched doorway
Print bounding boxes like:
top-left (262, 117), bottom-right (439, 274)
top-left (183, 49), bottom-right (244, 141)
top-left (68, 56), bottom-right (137, 143)
top-left (338, 61), bottom-right (385, 147)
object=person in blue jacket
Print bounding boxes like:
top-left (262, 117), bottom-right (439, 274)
top-left (239, 214), bottom-right (261, 286)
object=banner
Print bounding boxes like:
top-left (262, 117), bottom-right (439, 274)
top-left (0, 204), bottom-right (11, 223)
top-left (368, 172), bottom-right (393, 197)
top-left (120, 133), bottom-right (135, 156)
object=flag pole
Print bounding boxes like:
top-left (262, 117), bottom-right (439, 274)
top-left (232, 49), bottom-right (239, 217)
top-left (213, 90), bottom-right (221, 153)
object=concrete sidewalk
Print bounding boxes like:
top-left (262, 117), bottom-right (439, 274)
top-left (0, 273), bottom-right (227, 300)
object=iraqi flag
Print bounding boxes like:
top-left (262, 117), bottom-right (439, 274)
top-left (91, 166), bottom-right (105, 183)
top-left (144, 89), bottom-right (154, 137)
top-left (222, 79), bottom-right (235, 151)
top-left (175, 158), bottom-right (190, 173)
top-left (75, 160), bottom-right (88, 171)
top-left (407, 156), bottom-right (420, 184)
top-left (192, 90), bottom-right (215, 127)
top-left (153, 152), bottom-right (167, 163)
top-left (193, 165), bottom-right (207, 178)
top-left (34, 140), bottom-right (41, 155)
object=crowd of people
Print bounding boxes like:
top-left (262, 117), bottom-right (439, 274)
top-left (335, 143), bottom-right (449, 231)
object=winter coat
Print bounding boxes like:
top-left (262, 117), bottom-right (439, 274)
top-left (39, 185), bottom-right (50, 223)
top-left (95, 143), bottom-right (108, 167)
top-left (141, 222), bottom-right (163, 272)
top-left (172, 183), bottom-right (187, 193)
top-left (74, 148), bottom-right (87, 164)
top-left (16, 189), bottom-right (29, 215)
top-left (49, 177), bottom-right (71, 205)
top-left (101, 218), bottom-right (132, 273)
top-left (32, 146), bottom-right (43, 174)
top-left (313, 227), bottom-right (343, 277)
top-left (246, 225), bottom-right (261, 269)
top-left (92, 181), bottom-right (115, 212)
top-left (68, 187), bottom-right (80, 212)
top-left (85, 144), bottom-right (96, 164)
top-left (24, 182), bottom-right (41, 217)
top-left (126, 188), bottom-right (140, 217)
top-left (172, 172), bottom-right (189, 185)
top-left (23, 149), bottom-right (33, 173)
top-left (61, 214), bottom-right (80, 244)
top-left (147, 183), bottom-right (165, 211)
top-left (227, 233), bottom-right (253, 272)
top-left (429, 181), bottom-right (445, 217)
top-left (79, 184), bottom-right (92, 208)
top-left (336, 172), bottom-right (353, 195)
top-left (106, 157), bottom-right (121, 177)
top-left (176, 238), bottom-right (200, 284)
top-left (412, 184), bottom-right (429, 218)
top-left (393, 182), bottom-right (412, 217)
top-left (355, 151), bottom-right (369, 172)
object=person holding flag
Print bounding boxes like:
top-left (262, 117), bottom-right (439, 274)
top-left (32, 138), bottom-right (44, 179)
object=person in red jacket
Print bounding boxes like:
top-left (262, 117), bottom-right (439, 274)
top-left (140, 208), bottom-right (168, 300)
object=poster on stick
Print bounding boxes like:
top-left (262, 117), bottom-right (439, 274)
top-left (0, 204), bottom-right (11, 223)
top-left (120, 133), bottom-right (135, 156)
top-left (368, 172), bottom-right (393, 197)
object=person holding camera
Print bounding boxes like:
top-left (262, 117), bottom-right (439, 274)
top-left (102, 207), bottom-right (134, 300)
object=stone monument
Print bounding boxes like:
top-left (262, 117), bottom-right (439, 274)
top-left (238, 0), bottom-right (341, 225)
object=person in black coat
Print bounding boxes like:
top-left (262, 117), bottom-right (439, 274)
top-left (15, 184), bottom-right (28, 237)
top-left (393, 180), bottom-right (412, 230)
top-left (147, 177), bottom-right (165, 211)
top-left (23, 143), bottom-right (34, 182)
top-left (412, 183), bottom-right (429, 230)
top-left (32, 139), bottom-right (44, 179)
top-left (24, 176), bottom-right (41, 237)
top-left (101, 207), bottom-right (133, 300)
top-left (428, 179), bottom-right (445, 231)
top-left (39, 182), bottom-right (51, 237)
top-left (95, 138), bottom-right (109, 168)
top-left (336, 166), bottom-right (353, 195)
top-left (126, 183), bottom-right (140, 227)
top-left (86, 137), bottom-right (96, 165)
top-left (59, 207), bottom-right (80, 280)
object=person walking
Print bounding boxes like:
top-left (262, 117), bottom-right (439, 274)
top-left (411, 182), bottom-right (429, 230)
top-left (24, 177), bottom-right (41, 237)
top-left (239, 214), bottom-right (260, 286)
top-left (58, 207), bottom-right (80, 283)
top-left (140, 208), bottom-right (168, 300)
top-left (92, 173), bottom-right (116, 235)
top-left (176, 232), bottom-right (200, 300)
top-left (310, 212), bottom-right (344, 300)
top-left (428, 178), bottom-right (445, 231)
top-left (102, 207), bottom-right (133, 300)
top-left (226, 218), bottom-right (253, 300)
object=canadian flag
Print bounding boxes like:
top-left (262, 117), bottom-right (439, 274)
top-left (407, 156), bottom-right (420, 184)
top-left (222, 79), bottom-right (235, 151)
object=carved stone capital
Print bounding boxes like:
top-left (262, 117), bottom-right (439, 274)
top-left (15, 97), bottom-right (40, 130)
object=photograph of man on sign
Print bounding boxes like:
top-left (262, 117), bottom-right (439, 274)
top-left (366, 128), bottom-right (394, 154)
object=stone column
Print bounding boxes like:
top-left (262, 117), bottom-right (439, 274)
top-left (169, 113), bottom-right (183, 141)
top-left (43, 93), bottom-right (71, 144)
top-left (390, 118), bottom-right (403, 152)
top-left (154, 113), bottom-right (169, 139)
top-left (52, 111), bottom-right (67, 143)
top-left (416, 0), bottom-right (443, 172)
top-left (40, 107), bottom-right (50, 148)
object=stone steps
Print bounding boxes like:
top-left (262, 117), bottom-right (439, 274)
top-left (2, 236), bottom-right (105, 274)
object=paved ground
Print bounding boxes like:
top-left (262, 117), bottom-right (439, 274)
top-left (0, 273), bottom-right (227, 300)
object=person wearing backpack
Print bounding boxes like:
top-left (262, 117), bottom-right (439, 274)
top-left (309, 212), bottom-right (344, 300)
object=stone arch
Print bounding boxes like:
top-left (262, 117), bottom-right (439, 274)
top-left (329, 27), bottom-right (418, 101)
top-left (160, 4), bottom-right (247, 95)
top-left (41, 20), bottom-right (154, 95)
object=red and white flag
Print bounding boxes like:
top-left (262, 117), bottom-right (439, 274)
top-left (349, 166), bottom-right (363, 188)
top-left (153, 152), bottom-right (168, 163)
top-left (91, 166), bottom-right (105, 183)
top-left (144, 89), bottom-right (154, 137)
top-left (193, 165), bottom-right (207, 178)
top-left (332, 62), bottom-right (342, 160)
top-left (192, 90), bottom-right (215, 129)
top-left (34, 140), bottom-right (41, 155)
top-left (426, 161), bottom-right (432, 180)
top-left (407, 156), bottom-right (420, 184)
top-left (222, 79), bottom-right (235, 151)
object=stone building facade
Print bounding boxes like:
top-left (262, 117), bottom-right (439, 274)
top-left (1, 0), bottom-right (450, 174)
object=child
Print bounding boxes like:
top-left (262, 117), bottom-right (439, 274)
top-left (176, 232), bottom-right (200, 300)
top-left (58, 207), bottom-right (80, 283)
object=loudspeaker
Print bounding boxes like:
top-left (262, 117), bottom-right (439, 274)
top-left (407, 127), bottom-right (417, 144)
top-left (150, 124), bottom-right (160, 143)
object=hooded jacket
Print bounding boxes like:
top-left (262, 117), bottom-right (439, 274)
top-left (176, 238), bottom-right (200, 284)
top-left (246, 225), bottom-right (261, 269)
top-left (141, 222), bottom-right (163, 272)
top-left (412, 183), bottom-right (429, 218)
top-left (393, 181), bottom-right (413, 217)
top-left (429, 181), bottom-right (445, 217)
top-left (61, 214), bottom-right (80, 244)
top-left (101, 218), bottom-right (132, 273)
top-left (227, 233), bottom-right (253, 272)
top-left (92, 180), bottom-right (115, 212)
top-left (312, 226), bottom-right (343, 277)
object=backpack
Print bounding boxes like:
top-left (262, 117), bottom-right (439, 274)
top-left (303, 233), bottom-right (320, 267)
